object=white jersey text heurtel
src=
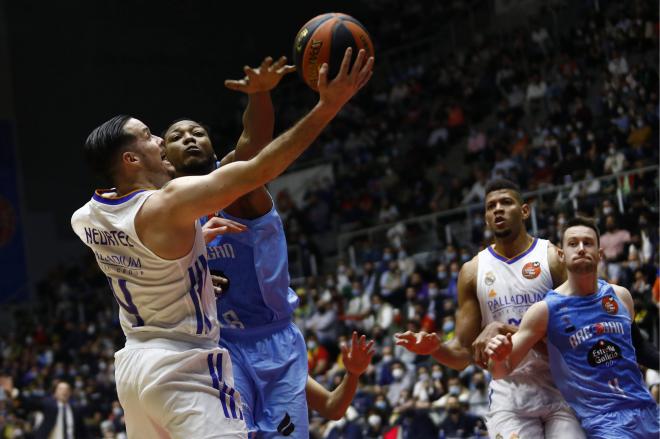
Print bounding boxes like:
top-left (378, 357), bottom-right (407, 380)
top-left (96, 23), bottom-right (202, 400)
top-left (71, 189), bottom-right (219, 346)
top-left (477, 238), bottom-right (553, 380)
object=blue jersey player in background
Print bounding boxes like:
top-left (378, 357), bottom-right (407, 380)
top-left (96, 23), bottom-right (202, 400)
top-left (164, 55), bottom-right (376, 437)
top-left (486, 216), bottom-right (659, 439)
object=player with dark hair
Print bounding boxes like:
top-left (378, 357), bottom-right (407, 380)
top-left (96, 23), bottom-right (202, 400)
top-left (396, 178), bottom-right (585, 438)
top-left (165, 55), bottom-right (375, 437)
top-left (71, 48), bottom-right (373, 438)
top-left (486, 216), bottom-right (660, 438)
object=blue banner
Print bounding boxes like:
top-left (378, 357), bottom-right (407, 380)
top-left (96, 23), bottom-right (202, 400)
top-left (0, 120), bottom-right (28, 302)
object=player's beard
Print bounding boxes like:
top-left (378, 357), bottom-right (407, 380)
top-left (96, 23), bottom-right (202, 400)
top-left (178, 154), bottom-right (216, 176)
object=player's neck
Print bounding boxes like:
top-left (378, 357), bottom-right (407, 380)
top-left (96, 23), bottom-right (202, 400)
top-left (492, 232), bottom-right (533, 259)
top-left (566, 273), bottom-right (599, 297)
top-left (114, 176), bottom-right (159, 196)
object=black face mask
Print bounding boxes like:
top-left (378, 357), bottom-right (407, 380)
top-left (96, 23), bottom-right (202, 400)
top-left (475, 382), bottom-right (485, 391)
top-left (448, 408), bottom-right (460, 416)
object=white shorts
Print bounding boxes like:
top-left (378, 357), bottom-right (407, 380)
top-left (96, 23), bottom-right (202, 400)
top-left (115, 343), bottom-right (248, 439)
top-left (485, 376), bottom-right (585, 439)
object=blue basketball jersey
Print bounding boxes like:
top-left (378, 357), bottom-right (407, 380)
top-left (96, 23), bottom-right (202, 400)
top-left (545, 279), bottom-right (656, 421)
top-left (201, 205), bottom-right (299, 340)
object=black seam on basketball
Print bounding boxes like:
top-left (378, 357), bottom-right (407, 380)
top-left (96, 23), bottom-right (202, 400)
top-left (292, 14), bottom-right (335, 79)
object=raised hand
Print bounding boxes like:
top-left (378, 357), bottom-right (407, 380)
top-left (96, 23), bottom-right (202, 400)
top-left (225, 56), bottom-right (296, 94)
top-left (202, 216), bottom-right (247, 244)
top-left (394, 331), bottom-right (441, 355)
top-left (485, 333), bottom-right (513, 362)
top-left (342, 331), bottom-right (375, 377)
top-left (317, 47), bottom-right (374, 112)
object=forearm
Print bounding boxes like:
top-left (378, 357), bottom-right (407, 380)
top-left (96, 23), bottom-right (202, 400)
top-left (431, 339), bottom-right (472, 371)
top-left (235, 92), bottom-right (274, 161)
top-left (247, 101), bottom-right (337, 184)
top-left (321, 372), bottom-right (360, 420)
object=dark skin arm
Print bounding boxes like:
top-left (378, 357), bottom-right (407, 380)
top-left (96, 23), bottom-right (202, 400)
top-left (220, 56), bottom-right (295, 219)
top-left (394, 257), bottom-right (483, 371)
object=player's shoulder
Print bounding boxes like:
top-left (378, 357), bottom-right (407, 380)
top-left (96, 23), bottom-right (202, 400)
top-left (458, 254), bottom-right (479, 285)
top-left (610, 283), bottom-right (632, 301)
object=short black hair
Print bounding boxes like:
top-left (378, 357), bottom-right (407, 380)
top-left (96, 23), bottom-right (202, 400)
top-left (162, 118), bottom-right (212, 139)
top-left (84, 115), bottom-right (135, 183)
top-left (484, 178), bottom-right (522, 202)
top-left (561, 216), bottom-right (600, 246)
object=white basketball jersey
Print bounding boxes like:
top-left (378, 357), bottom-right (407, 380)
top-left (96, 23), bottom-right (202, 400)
top-left (477, 237), bottom-right (553, 380)
top-left (71, 189), bottom-right (219, 346)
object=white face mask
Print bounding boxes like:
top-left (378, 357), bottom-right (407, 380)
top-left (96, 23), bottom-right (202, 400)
top-left (392, 368), bottom-right (404, 380)
top-left (367, 414), bottom-right (382, 428)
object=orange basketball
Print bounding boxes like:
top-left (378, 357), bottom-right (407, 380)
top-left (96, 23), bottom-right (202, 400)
top-left (292, 13), bottom-right (374, 91)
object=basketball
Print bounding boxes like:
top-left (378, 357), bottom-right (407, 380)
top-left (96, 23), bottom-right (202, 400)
top-left (292, 12), bottom-right (374, 91)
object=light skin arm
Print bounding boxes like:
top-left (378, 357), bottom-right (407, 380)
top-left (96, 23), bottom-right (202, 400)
top-left (486, 301), bottom-right (549, 379)
top-left (394, 257), bottom-right (482, 371)
top-left (306, 332), bottom-right (375, 420)
top-left (136, 49), bottom-right (374, 259)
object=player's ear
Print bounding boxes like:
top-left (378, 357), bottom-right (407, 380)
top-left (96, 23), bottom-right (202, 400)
top-left (521, 203), bottom-right (531, 220)
top-left (557, 246), bottom-right (564, 263)
top-left (121, 151), bottom-right (140, 167)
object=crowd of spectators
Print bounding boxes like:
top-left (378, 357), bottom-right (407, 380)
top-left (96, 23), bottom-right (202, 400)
top-left (0, 0), bottom-right (657, 438)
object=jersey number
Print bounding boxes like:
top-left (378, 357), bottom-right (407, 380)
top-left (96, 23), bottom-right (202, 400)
top-left (107, 277), bottom-right (144, 327)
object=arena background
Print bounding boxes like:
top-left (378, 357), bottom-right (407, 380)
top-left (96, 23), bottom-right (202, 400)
top-left (0, 0), bottom-right (658, 437)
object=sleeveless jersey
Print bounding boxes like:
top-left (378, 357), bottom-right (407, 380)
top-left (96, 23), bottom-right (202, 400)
top-left (71, 189), bottom-right (219, 346)
top-left (477, 238), bottom-right (554, 377)
top-left (202, 205), bottom-right (299, 341)
top-left (545, 279), bottom-right (656, 420)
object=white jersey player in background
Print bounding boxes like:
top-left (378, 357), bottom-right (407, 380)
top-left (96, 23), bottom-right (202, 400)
top-left (395, 178), bottom-right (585, 438)
top-left (71, 48), bottom-right (373, 439)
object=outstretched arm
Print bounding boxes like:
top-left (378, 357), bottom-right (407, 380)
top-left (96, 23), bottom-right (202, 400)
top-left (306, 332), bottom-right (375, 420)
top-left (486, 301), bottom-right (548, 379)
top-left (394, 257), bottom-right (482, 371)
top-left (221, 56), bottom-right (296, 219)
top-left (137, 48), bottom-right (374, 259)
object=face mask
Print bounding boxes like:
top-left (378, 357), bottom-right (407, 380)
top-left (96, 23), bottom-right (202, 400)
top-left (628, 261), bottom-right (639, 270)
top-left (475, 381), bottom-right (486, 391)
top-left (432, 371), bottom-right (443, 380)
top-left (445, 252), bottom-right (456, 261)
top-left (587, 133), bottom-right (595, 141)
top-left (484, 230), bottom-right (493, 240)
top-left (449, 385), bottom-right (461, 395)
top-left (307, 341), bottom-right (317, 350)
top-left (375, 400), bottom-right (387, 410)
top-left (448, 407), bottom-right (460, 416)
top-left (558, 217), bottom-right (566, 226)
top-left (428, 288), bottom-right (439, 298)
top-left (437, 272), bottom-right (447, 280)
top-left (460, 254), bottom-right (470, 262)
top-left (450, 272), bottom-right (459, 280)
top-left (419, 373), bottom-right (430, 381)
top-left (392, 368), bottom-right (404, 380)
top-left (113, 407), bottom-right (123, 417)
top-left (443, 321), bottom-right (455, 333)
top-left (603, 207), bottom-right (613, 216)
top-left (382, 355), bottom-right (393, 363)
top-left (368, 414), bottom-right (381, 428)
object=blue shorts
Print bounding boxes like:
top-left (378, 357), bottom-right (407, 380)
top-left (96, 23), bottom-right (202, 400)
top-left (220, 321), bottom-right (308, 438)
top-left (582, 404), bottom-right (659, 439)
